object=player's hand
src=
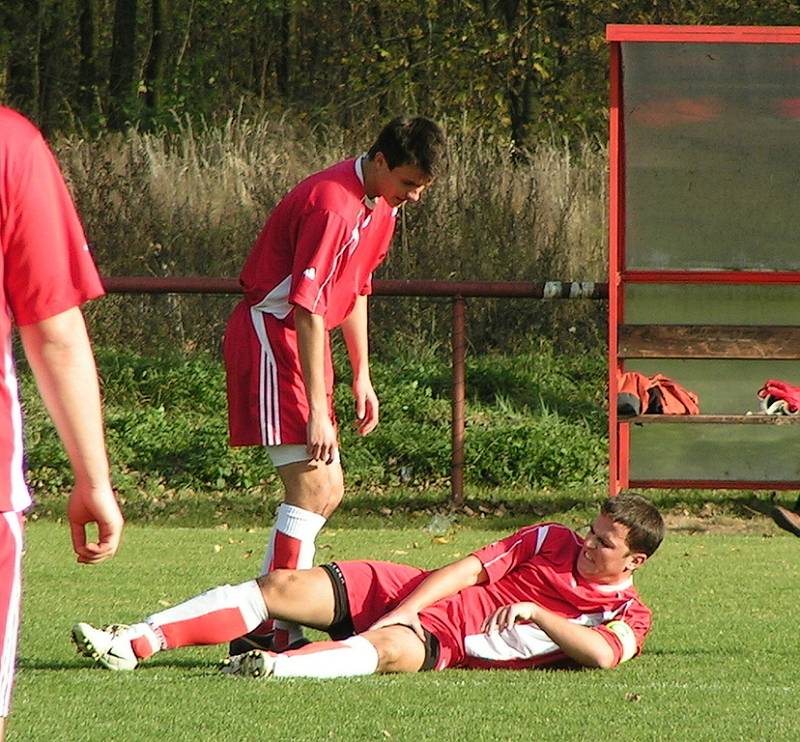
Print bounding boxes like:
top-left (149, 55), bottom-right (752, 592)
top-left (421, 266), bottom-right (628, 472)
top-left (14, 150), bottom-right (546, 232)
top-left (482, 602), bottom-right (538, 633)
top-left (306, 411), bottom-right (338, 464)
top-left (369, 606), bottom-right (425, 641)
top-left (352, 376), bottom-right (379, 436)
top-left (67, 482), bottom-right (124, 565)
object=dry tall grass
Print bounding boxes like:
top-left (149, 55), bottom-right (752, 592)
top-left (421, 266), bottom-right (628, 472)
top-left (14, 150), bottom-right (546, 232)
top-left (54, 113), bottom-right (607, 352)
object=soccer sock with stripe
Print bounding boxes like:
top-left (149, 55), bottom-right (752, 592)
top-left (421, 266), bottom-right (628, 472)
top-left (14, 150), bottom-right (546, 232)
top-left (133, 580), bottom-right (269, 658)
top-left (271, 635), bottom-right (380, 678)
top-left (257, 503), bottom-right (326, 648)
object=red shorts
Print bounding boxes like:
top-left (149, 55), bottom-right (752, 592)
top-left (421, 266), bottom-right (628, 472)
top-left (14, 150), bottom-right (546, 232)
top-left (336, 560), bottom-right (468, 671)
top-left (224, 301), bottom-right (336, 446)
top-left (0, 512), bottom-right (24, 716)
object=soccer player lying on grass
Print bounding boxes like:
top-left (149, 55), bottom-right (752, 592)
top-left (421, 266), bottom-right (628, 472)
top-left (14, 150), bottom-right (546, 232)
top-left (72, 493), bottom-right (664, 677)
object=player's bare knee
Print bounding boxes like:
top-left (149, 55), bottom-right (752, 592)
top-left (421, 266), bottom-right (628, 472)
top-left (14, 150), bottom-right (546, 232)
top-left (367, 627), bottom-right (425, 673)
top-left (256, 568), bottom-right (295, 603)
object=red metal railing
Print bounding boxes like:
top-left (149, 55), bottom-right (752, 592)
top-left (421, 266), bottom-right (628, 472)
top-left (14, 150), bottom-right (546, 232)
top-left (102, 276), bottom-right (608, 504)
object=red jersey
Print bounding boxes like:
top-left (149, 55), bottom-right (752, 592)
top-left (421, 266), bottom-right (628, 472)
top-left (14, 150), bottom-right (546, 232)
top-left (420, 523), bottom-right (651, 670)
top-left (239, 156), bottom-right (396, 329)
top-left (0, 107), bottom-right (104, 512)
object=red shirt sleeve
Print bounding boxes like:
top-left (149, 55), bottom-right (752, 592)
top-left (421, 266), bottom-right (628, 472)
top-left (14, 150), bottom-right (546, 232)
top-left (3, 130), bottom-right (103, 326)
top-left (288, 208), bottom-right (352, 317)
top-left (472, 524), bottom-right (553, 583)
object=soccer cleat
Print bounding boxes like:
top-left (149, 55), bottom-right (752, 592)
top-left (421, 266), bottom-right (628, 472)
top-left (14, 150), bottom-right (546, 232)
top-left (219, 650), bottom-right (277, 679)
top-left (72, 622), bottom-right (139, 671)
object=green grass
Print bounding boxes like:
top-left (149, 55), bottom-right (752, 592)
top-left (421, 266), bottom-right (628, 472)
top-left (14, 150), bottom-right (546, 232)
top-left (11, 519), bottom-right (800, 741)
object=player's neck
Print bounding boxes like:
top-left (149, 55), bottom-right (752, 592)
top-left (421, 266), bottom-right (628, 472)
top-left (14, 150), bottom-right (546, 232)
top-left (360, 156), bottom-right (380, 200)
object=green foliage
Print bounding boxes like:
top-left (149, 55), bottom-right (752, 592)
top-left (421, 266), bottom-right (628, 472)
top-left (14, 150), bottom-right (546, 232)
top-left (9, 0), bottom-right (800, 144)
top-left (20, 340), bottom-right (607, 517)
top-left (55, 120), bottom-right (608, 354)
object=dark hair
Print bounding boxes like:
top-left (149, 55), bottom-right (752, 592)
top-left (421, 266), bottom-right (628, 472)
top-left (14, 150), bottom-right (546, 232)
top-left (367, 116), bottom-right (447, 178)
top-left (601, 493), bottom-right (665, 557)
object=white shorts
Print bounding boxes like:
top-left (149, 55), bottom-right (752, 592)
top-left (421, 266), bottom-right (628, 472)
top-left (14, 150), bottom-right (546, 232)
top-left (267, 444), bottom-right (341, 468)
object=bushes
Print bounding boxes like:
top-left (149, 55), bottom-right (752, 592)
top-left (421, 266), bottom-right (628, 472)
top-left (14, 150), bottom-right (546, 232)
top-left (20, 339), bottom-right (606, 513)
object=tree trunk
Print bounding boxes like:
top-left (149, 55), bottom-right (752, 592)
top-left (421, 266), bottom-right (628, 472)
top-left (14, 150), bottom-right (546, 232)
top-left (6, 0), bottom-right (42, 121)
top-left (143, 0), bottom-right (164, 122)
top-left (77, 0), bottom-right (97, 120)
top-left (276, 0), bottom-right (292, 100)
top-left (109, 0), bottom-right (138, 130)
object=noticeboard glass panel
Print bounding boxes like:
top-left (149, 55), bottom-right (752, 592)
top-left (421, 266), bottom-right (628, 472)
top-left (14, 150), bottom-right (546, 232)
top-left (623, 42), bottom-right (800, 270)
top-left (629, 423), bottom-right (800, 482)
top-left (624, 284), bottom-right (800, 325)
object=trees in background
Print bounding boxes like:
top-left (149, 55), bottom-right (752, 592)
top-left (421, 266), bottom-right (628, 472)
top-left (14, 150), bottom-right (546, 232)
top-left (2, 1), bottom-right (800, 144)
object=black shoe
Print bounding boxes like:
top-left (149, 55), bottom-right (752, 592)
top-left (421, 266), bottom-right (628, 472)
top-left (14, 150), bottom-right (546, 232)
top-left (228, 632), bottom-right (312, 656)
top-left (228, 632), bottom-right (275, 656)
top-left (771, 505), bottom-right (800, 538)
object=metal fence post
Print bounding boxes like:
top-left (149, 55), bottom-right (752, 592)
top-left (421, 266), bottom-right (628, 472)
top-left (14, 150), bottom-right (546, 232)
top-left (451, 296), bottom-right (466, 507)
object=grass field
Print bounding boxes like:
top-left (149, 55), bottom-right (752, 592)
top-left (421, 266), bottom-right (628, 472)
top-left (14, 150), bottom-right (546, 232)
top-left (9, 516), bottom-right (800, 742)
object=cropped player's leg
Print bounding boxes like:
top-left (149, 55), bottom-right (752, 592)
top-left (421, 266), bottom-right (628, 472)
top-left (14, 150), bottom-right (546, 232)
top-left (0, 513), bottom-right (24, 739)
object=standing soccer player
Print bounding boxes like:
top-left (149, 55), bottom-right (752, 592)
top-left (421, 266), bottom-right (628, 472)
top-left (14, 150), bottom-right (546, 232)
top-left (223, 116), bottom-right (446, 652)
top-left (0, 107), bottom-right (124, 739)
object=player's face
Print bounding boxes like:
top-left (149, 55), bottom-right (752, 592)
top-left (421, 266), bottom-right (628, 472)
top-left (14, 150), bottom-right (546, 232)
top-left (576, 514), bottom-right (645, 583)
top-left (373, 153), bottom-right (432, 207)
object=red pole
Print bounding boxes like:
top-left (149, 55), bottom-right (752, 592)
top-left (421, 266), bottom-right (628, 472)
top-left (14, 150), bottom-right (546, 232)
top-left (451, 297), bottom-right (466, 507)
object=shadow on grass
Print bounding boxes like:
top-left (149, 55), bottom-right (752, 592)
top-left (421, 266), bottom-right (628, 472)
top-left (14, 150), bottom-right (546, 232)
top-left (20, 656), bottom-right (214, 671)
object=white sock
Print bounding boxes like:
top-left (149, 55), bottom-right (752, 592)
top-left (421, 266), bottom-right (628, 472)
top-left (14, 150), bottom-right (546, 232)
top-left (272, 636), bottom-right (380, 679)
top-left (263, 504), bottom-right (326, 642)
top-left (144, 581), bottom-right (269, 650)
top-left (262, 503), bottom-right (327, 572)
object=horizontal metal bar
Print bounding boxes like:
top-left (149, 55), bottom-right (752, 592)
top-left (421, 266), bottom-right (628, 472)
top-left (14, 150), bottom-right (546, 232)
top-left (100, 276), bottom-right (608, 300)
top-left (621, 270), bottom-right (800, 285)
top-left (629, 479), bottom-right (800, 491)
top-left (621, 414), bottom-right (800, 425)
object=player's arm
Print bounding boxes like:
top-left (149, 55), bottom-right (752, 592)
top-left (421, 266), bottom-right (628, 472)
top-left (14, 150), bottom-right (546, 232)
top-left (369, 555), bottom-right (488, 638)
top-left (18, 307), bottom-right (123, 564)
top-left (294, 305), bottom-right (337, 463)
top-left (339, 294), bottom-right (378, 436)
top-left (482, 602), bottom-right (617, 669)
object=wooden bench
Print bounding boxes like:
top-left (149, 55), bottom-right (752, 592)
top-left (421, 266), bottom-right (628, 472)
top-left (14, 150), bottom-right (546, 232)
top-left (618, 324), bottom-right (800, 424)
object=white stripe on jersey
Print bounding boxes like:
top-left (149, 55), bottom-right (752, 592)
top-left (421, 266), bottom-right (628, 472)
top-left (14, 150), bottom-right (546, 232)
top-left (0, 512), bottom-right (23, 715)
top-left (310, 218), bottom-right (362, 314)
top-left (482, 524), bottom-right (550, 570)
top-left (251, 275), bottom-right (293, 320)
top-left (4, 340), bottom-right (31, 512)
top-left (465, 602), bottom-right (633, 662)
top-left (250, 308), bottom-right (281, 445)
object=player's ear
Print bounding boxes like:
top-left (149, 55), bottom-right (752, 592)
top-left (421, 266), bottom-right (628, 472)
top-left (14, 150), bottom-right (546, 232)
top-left (625, 552), bottom-right (647, 572)
top-left (373, 151), bottom-right (388, 170)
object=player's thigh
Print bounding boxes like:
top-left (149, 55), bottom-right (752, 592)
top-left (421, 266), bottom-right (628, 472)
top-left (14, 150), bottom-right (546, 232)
top-left (277, 457), bottom-right (344, 516)
top-left (258, 566), bottom-right (336, 629)
top-left (361, 625), bottom-right (427, 674)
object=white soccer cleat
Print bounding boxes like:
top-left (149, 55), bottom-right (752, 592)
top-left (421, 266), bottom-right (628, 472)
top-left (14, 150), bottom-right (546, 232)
top-left (72, 622), bottom-right (139, 671)
top-left (219, 650), bottom-right (276, 679)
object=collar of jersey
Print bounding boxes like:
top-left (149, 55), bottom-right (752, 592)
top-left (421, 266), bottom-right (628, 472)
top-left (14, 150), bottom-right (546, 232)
top-left (585, 575), bottom-right (634, 593)
top-left (355, 154), bottom-right (378, 210)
